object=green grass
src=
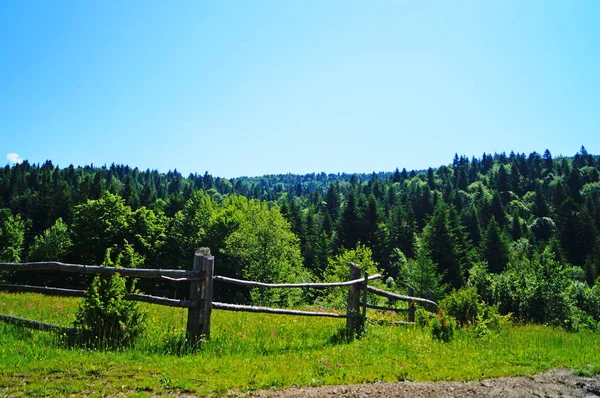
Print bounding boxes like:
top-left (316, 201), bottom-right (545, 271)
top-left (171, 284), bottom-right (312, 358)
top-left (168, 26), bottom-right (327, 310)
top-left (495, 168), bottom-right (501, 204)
top-left (1, 292), bottom-right (599, 397)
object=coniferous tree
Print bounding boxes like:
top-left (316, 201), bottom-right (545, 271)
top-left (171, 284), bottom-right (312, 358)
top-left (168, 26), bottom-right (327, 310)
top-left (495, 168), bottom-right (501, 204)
top-left (463, 203), bottom-right (482, 248)
top-left (532, 181), bottom-right (549, 218)
top-left (511, 209), bottom-right (523, 241)
top-left (543, 149), bottom-right (553, 176)
top-left (483, 218), bottom-right (509, 273)
top-left (337, 189), bottom-right (361, 251)
top-left (422, 204), bottom-right (463, 289)
top-left (490, 191), bottom-right (506, 230)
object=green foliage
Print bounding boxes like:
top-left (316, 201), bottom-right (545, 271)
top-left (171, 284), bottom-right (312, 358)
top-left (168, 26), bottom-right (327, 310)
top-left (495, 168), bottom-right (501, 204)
top-left (467, 261), bottom-right (494, 303)
top-left (440, 287), bottom-right (482, 326)
top-left (430, 309), bottom-right (456, 342)
top-left (399, 240), bottom-right (446, 301)
top-left (483, 218), bottom-right (509, 273)
top-left (414, 307), bottom-right (436, 328)
top-left (472, 305), bottom-right (507, 339)
top-left (319, 244), bottom-right (383, 308)
top-left (421, 204), bottom-right (463, 289)
top-left (492, 247), bottom-right (573, 327)
top-left (73, 250), bottom-right (147, 347)
top-left (27, 218), bottom-right (72, 262)
top-left (3, 148), bottom-right (600, 332)
top-left (219, 196), bottom-right (310, 307)
top-left (0, 209), bottom-right (24, 262)
top-left (70, 192), bottom-right (133, 265)
top-left (166, 191), bottom-right (215, 268)
top-left (440, 287), bottom-right (504, 338)
top-left (530, 217), bottom-right (557, 242)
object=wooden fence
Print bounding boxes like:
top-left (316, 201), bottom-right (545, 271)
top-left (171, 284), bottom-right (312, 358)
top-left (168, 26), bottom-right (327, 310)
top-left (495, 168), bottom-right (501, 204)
top-left (0, 248), bottom-right (438, 340)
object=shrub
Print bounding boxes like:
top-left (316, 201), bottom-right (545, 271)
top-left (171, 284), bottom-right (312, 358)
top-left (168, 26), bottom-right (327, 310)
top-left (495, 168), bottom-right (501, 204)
top-left (440, 287), bottom-right (481, 326)
top-left (430, 309), bottom-right (455, 343)
top-left (414, 307), bottom-right (436, 328)
top-left (440, 286), bottom-right (506, 338)
top-left (491, 246), bottom-right (573, 327)
top-left (73, 250), bottom-right (147, 348)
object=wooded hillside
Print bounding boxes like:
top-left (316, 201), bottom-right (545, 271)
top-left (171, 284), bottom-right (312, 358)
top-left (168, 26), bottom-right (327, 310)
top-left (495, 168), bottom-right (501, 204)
top-left (1, 147), bottom-right (600, 328)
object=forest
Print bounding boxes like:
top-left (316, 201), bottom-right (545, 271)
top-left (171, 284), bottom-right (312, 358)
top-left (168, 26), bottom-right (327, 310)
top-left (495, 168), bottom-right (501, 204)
top-left (1, 147), bottom-right (600, 330)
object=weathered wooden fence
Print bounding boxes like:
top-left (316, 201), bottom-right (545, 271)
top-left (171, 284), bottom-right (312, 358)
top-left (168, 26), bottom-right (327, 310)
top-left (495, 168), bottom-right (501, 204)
top-left (0, 247), bottom-right (437, 340)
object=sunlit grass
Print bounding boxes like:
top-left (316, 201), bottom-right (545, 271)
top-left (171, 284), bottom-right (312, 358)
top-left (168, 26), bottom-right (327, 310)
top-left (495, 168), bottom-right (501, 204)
top-left (1, 292), bottom-right (599, 396)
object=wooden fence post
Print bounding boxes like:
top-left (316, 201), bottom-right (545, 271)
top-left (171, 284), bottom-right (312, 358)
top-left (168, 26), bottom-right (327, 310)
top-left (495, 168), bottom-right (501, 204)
top-left (346, 262), bottom-right (362, 337)
top-left (408, 285), bottom-right (415, 323)
top-left (186, 248), bottom-right (214, 342)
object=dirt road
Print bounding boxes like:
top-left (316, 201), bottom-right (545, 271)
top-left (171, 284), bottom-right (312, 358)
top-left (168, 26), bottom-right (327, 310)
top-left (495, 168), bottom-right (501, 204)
top-left (244, 369), bottom-right (600, 398)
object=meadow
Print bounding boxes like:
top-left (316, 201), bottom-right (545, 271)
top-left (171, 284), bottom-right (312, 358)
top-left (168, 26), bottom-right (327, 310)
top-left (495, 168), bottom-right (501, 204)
top-left (1, 291), bottom-right (599, 397)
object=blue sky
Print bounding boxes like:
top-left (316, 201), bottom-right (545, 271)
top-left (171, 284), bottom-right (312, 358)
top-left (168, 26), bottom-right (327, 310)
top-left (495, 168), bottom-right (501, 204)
top-left (1, 1), bottom-right (599, 178)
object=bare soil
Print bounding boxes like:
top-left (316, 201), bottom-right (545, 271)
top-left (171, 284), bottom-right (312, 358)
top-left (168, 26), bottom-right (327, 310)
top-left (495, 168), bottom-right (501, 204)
top-left (241, 369), bottom-right (600, 398)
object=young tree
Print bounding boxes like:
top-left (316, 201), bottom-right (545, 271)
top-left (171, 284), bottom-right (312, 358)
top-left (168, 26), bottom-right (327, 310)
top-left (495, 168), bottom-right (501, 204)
top-left (336, 189), bottom-right (361, 251)
top-left (399, 241), bottom-right (446, 301)
top-left (27, 218), bottom-right (72, 262)
top-left (422, 204), bottom-right (463, 289)
top-left (483, 218), bottom-right (509, 273)
top-left (70, 191), bottom-right (133, 265)
top-left (0, 209), bottom-right (24, 262)
top-left (222, 197), bottom-right (308, 306)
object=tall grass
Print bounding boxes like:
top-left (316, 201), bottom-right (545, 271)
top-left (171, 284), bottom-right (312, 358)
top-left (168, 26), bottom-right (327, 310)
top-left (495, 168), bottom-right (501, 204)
top-left (1, 292), bottom-right (598, 396)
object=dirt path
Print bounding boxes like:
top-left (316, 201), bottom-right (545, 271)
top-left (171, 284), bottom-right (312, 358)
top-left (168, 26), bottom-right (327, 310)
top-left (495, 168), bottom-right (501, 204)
top-left (243, 369), bottom-right (600, 398)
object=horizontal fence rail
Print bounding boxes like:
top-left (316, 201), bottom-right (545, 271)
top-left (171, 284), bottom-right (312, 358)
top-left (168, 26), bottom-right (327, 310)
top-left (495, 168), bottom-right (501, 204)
top-left (366, 285), bottom-right (439, 308)
top-left (0, 314), bottom-right (77, 334)
top-left (0, 284), bottom-right (84, 297)
top-left (0, 284), bottom-right (194, 308)
top-left (0, 262), bottom-right (200, 279)
top-left (213, 274), bottom-right (382, 289)
top-left (212, 302), bottom-right (360, 319)
top-left (361, 303), bottom-right (410, 313)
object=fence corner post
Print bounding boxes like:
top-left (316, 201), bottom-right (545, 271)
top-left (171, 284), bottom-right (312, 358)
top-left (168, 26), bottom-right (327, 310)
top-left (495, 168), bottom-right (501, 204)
top-left (186, 247), bottom-right (214, 343)
top-left (346, 262), bottom-right (363, 337)
top-left (408, 285), bottom-right (415, 324)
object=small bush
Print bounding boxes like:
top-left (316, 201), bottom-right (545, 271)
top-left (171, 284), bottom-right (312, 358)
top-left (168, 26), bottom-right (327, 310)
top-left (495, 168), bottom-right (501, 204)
top-left (430, 309), bottom-right (455, 343)
top-left (440, 287), bottom-right (481, 326)
top-left (414, 307), bottom-right (436, 328)
top-left (73, 250), bottom-right (147, 348)
top-left (441, 287), bottom-right (506, 337)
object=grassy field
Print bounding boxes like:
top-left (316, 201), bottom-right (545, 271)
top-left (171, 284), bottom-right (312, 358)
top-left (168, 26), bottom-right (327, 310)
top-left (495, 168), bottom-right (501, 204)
top-left (1, 292), bottom-right (599, 397)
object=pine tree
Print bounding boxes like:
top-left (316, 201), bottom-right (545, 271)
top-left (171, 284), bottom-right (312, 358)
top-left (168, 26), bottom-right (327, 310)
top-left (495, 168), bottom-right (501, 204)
top-left (511, 208), bottom-right (523, 241)
top-left (337, 189), bottom-right (361, 251)
top-left (490, 191), bottom-right (506, 230)
top-left (542, 149), bottom-right (553, 176)
top-left (483, 218), bottom-right (509, 273)
top-left (532, 180), bottom-right (549, 218)
top-left (422, 204), bottom-right (463, 289)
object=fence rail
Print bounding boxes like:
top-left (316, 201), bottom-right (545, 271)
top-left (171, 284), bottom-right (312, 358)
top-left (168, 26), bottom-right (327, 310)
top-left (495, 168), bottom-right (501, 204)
top-left (0, 284), bottom-right (194, 308)
top-left (212, 302), bottom-right (358, 319)
top-left (213, 273), bottom-right (383, 288)
top-left (0, 247), bottom-right (437, 340)
top-left (0, 261), bottom-right (200, 279)
top-left (0, 313), bottom-right (77, 334)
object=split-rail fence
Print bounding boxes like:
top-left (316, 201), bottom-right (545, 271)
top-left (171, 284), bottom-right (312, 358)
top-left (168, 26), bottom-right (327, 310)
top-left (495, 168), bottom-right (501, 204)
top-left (0, 248), bottom-right (438, 341)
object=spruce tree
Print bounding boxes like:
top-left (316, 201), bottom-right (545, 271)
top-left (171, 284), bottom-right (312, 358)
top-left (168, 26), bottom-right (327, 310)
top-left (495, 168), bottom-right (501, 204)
top-left (483, 218), bottom-right (509, 273)
top-left (423, 204), bottom-right (463, 289)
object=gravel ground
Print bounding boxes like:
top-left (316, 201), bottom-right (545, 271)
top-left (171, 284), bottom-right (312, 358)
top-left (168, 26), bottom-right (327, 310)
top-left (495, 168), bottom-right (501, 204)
top-left (239, 369), bottom-right (600, 398)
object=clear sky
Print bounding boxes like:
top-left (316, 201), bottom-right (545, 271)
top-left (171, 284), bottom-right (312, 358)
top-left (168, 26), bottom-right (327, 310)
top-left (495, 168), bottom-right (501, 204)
top-left (1, 1), bottom-right (599, 178)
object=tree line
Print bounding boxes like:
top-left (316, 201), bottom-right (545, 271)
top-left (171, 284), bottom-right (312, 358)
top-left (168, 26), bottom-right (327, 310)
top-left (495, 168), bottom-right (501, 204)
top-left (1, 147), bottom-right (600, 328)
